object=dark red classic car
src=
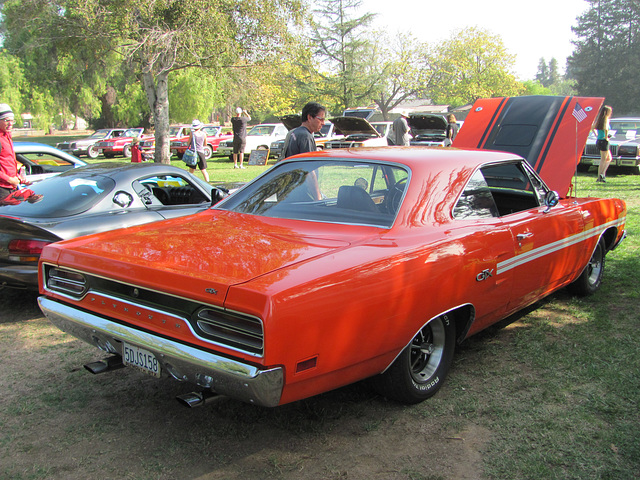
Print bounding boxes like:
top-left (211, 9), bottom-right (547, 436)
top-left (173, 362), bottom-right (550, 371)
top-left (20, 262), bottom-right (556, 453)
top-left (170, 125), bottom-right (232, 159)
top-left (38, 96), bottom-right (626, 408)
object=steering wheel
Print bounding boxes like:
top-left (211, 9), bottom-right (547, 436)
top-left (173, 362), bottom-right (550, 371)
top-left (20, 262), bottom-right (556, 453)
top-left (385, 178), bottom-right (407, 214)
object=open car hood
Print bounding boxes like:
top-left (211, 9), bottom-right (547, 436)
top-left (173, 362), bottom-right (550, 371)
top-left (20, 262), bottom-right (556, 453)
top-left (408, 114), bottom-right (447, 132)
top-left (453, 95), bottom-right (604, 196)
top-left (330, 116), bottom-right (381, 137)
top-left (280, 114), bottom-right (302, 131)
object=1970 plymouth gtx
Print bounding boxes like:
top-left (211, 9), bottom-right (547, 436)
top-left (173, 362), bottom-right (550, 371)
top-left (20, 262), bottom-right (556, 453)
top-left (38, 96), bottom-right (626, 407)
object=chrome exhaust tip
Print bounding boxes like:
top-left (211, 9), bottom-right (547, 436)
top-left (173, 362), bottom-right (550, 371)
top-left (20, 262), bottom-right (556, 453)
top-left (84, 355), bottom-right (124, 374)
top-left (176, 391), bottom-right (221, 408)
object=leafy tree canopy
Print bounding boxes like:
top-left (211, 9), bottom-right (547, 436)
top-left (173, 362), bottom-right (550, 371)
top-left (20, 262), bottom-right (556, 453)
top-left (568, 0), bottom-right (640, 114)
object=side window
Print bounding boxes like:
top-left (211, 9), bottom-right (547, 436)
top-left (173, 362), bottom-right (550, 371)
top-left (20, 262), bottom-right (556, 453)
top-left (453, 170), bottom-right (498, 220)
top-left (480, 162), bottom-right (543, 216)
top-left (19, 153), bottom-right (73, 167)
top-left (137, 175), bottom-right (208, 206)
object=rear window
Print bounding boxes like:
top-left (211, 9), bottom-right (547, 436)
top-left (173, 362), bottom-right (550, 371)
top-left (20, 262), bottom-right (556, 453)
top-left (0, 174), bottom-right (115, 217)
top-left (218, 159), bottom-right (409, 228)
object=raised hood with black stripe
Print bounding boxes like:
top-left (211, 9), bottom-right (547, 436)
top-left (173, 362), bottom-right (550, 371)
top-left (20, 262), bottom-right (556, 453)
top-left (453, 96), bottom-right (604, 196)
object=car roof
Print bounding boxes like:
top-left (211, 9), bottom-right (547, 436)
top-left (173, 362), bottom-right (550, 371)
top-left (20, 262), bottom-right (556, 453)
top-left (14, 141), bottom-right (71, 151)
top-left (288, 145), bottom-right (520, 172)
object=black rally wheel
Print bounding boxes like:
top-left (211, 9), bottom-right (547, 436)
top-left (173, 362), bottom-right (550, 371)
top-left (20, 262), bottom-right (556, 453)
top-left (372, 314), bottom-right (456, 404)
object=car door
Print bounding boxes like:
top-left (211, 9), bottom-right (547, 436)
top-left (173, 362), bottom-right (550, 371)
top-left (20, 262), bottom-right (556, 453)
top-left (482, 162), bottom-right (585, 312)
top-left (451, 169), bottom-right (515, 336)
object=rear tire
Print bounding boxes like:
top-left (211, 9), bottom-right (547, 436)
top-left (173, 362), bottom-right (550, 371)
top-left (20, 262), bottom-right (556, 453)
top-left (371, 314), bottom-right (456, 404)
top-left (204, 145), bottom-right (213, 160)
top-left (568, 239), bottom-right (605, 296)
top-left (123, 145), bottom-right (131, 158)
top-left (87, 146), bottom-right (99, 158)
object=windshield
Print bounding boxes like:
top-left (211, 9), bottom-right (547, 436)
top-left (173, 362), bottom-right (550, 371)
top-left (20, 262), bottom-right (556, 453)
top-left (317, 123), bottom-right (333, 138)
top-left (371, 123), bottom-right (388, 136)
top-left (169, 126), bottom-right (184, 136)
top-left (610, 120), bottom-right (640, 138)
top-left (0, 173), bottom-right (115, 217)
top-left (124, 128), bottom-right (141, 137)
top-left (247, 125), bottom-right (275, 136)
top-left (203, 126), bottom-right (221, 136)
top-left (218, 159), bottom-right (409, 228)
top-left (90, 130), bottom-right (112, 139)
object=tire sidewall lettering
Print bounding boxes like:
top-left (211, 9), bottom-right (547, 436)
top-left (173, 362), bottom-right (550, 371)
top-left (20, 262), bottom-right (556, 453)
top-left (412, 375), bottom-right (440, 391)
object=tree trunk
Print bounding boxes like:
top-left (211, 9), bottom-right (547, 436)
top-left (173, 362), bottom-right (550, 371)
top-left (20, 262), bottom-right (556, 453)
top-left (143, 71), bottom-right (171, 164)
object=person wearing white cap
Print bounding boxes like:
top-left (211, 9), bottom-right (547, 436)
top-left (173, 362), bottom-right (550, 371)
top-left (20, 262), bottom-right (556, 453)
top-left (187, 119), bottom-right (209, 182)
top-left (391, 110), bottom-right (411, 146)
top-left (231, 107), bottom-right (251, 169)
top-left (0, 103), bottom-right (29, 201)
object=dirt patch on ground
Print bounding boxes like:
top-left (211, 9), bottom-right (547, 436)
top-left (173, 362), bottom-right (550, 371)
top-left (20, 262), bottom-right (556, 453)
top-left (0, 289), bottom-right (494, 480)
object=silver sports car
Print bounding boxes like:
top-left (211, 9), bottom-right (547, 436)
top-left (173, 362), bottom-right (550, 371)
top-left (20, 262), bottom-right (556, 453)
top-left (0, 162), bottom-right (228, 290)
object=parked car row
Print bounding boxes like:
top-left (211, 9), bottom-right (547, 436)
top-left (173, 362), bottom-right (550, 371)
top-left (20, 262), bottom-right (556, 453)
top-left (52, 113), bottom-right (465, 165)
top-left (57, 128), bottom-right (128, 158)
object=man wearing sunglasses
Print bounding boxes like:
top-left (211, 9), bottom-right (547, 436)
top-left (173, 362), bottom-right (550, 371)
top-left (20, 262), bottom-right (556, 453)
top-left (280, 101), bottom-right (326, 160)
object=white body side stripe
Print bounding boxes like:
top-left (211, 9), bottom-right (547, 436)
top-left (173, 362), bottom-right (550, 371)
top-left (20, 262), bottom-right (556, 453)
top-left (497, 216), bottom-right (626, 275)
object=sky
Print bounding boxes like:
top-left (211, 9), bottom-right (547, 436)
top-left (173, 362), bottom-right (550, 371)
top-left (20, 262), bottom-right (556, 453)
top-left (358, 0), bottom-right (589, 80)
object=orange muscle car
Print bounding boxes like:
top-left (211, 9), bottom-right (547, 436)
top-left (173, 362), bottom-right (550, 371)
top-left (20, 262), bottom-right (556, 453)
top-left (38, 96), bottom-right (627, 407)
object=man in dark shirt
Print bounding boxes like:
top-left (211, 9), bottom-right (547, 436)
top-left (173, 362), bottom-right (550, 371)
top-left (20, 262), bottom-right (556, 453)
top-left (231, 107), bottom-right (251, 169)
top-left (280, 102), bottom-right (326, 161)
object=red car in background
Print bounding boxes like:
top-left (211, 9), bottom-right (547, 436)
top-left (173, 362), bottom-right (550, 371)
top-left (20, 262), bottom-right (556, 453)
top-left (95, 128), bottom-right (148, 158)
top-left (171, 125), bottom-right (232, 159)
top-left (140, 125), bottom-right (191, 159)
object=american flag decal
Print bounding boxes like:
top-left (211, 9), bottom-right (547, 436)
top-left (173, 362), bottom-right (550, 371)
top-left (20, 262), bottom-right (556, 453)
top-left (572, 103), bottom-right (587, 122)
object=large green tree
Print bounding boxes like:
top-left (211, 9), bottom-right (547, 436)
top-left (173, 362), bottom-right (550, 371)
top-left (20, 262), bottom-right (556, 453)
top-left (568, 0), bottom-right (640, 114)
top-left (312, 0), bottom-right (379, 113)
top-left (2, 0), bottom-right (305, 162)
top-left (428, 27), bottom-right (524, 106)
top-left (368, 33), bottom-right (436, 120)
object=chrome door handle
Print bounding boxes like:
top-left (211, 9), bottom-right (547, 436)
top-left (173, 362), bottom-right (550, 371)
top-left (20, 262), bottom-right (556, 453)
top-left (517, 233), bottom-right (534, 241)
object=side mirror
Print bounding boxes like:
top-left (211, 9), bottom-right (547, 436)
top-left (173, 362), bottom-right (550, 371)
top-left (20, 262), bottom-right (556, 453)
top-left (543, 190), bottom-right (559, 213)
top-left (211, 187), bottom-right (229, 206)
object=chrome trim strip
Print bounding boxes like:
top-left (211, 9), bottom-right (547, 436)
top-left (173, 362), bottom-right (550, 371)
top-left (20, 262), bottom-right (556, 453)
top-left (87, 290), bottom-right (264, 358)
top-left (38, 296), bottom-right (283, 407)
top-left (497, 217), bottom-right (626, 274)
top-left (42, 263), bottom-right (265, 357)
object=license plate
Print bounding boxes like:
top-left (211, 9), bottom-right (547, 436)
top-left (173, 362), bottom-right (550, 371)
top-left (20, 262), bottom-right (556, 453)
top-left (123, 342), bottom-right (161, 377)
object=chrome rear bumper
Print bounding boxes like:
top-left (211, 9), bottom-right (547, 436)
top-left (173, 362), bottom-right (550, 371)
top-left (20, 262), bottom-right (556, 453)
top-left (38, 296), bottom-right (283, 407)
